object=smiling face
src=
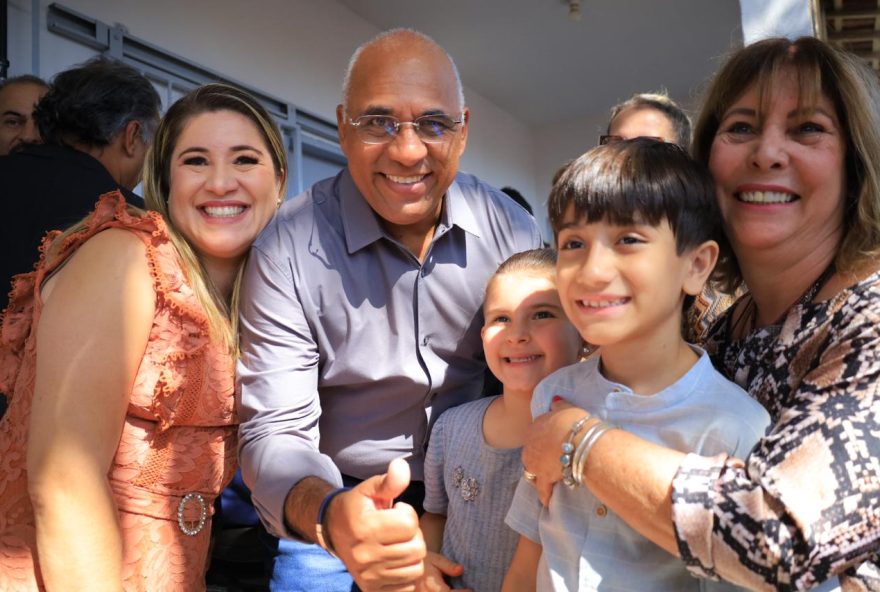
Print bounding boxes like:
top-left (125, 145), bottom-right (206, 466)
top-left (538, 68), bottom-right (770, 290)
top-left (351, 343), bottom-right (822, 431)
top-left (337, 35), bottom-right (468, 242)
top-left (708, 72), bottom-right (847, 265)
top-left (167, 109), bottom-right (282, 267)
top-left (481, 272), bottom-right (582, 397)
top-left (555, 207), bottom-right (710, 351)
top-left (0, 81), bottom-right (48, 155)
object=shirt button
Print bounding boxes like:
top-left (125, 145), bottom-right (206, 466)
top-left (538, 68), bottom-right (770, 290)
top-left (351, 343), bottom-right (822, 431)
top-left (595, 504), bottom-right (607, 518)
top-left (422, 336), bottom-right (430, 346)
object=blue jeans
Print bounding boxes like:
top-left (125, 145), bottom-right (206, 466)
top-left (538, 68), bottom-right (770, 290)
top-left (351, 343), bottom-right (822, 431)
top-left (269, 537), bottom-right (356, 592)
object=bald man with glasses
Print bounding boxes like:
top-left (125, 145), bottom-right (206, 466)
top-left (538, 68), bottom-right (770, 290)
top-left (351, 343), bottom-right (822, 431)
top-left (237, 28), bottom-right (541, 591)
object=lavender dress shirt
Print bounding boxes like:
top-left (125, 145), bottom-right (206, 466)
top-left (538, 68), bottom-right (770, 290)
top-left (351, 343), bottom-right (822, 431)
top-left (237, 168), bottom-right (541, 536)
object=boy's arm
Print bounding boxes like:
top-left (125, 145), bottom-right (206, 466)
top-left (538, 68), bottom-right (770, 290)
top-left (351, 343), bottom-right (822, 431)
top-left (502, 535), bottom-right (541, 592)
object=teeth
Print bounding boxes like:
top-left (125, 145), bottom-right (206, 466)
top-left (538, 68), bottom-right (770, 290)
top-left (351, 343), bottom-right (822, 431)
top-left (203, 205), bottom-right (245, 217)
top-left (387, 174), bottom-right (425, 184)
top-left (738, 191), bottom-right (796, 204)
top-left (581, 299), bottom-right (627, 308)
top-left (507, 355), bottom-right (541, 363)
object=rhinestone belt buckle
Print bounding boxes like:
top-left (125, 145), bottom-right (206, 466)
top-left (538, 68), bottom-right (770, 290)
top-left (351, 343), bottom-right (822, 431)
top-left (177, 492), bottom-right (207, 536)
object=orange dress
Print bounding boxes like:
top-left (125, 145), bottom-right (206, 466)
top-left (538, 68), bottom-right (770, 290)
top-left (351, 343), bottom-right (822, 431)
top-left (0, 193), bottom-right (238, 591)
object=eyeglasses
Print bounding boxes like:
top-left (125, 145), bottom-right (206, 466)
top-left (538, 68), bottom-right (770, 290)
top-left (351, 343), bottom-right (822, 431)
top-left (598, 135), bottom-right (664, 145)
top-left (348, 114), bottom-right (465, 145)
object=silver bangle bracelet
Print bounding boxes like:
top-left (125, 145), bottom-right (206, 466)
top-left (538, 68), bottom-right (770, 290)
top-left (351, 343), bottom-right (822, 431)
top-left (570, 420), bottom-right (604, 485)
top-left (572, 422), bottom-right (615, 486)
top-left (561, 415), bottom-right (591, 488)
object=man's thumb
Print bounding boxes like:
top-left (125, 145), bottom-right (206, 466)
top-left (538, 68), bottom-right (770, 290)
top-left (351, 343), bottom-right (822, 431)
top-left (366, 457), bottom-right (411, 507)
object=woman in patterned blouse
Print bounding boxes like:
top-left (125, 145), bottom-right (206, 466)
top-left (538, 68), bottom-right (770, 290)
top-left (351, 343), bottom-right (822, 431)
top-left (521, 37), bottom-right (880, 590)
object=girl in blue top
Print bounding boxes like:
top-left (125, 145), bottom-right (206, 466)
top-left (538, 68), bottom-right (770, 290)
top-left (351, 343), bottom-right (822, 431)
top-left (420, 248), bottom-right (583, 591)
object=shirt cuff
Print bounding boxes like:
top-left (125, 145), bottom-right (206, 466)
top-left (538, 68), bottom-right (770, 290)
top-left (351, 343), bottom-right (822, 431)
top-left (671, 452), bottom-right (728, 580)
top-left (245, 445), bottom-right (344, 539)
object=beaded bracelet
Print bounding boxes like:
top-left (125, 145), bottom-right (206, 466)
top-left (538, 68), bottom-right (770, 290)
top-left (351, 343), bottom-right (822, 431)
top-left (315, 486), bottom-right (351, 557)
top-left (561, 415), bottom-right (591, 487)
top-left (572, 421), bottom-right (615, 486)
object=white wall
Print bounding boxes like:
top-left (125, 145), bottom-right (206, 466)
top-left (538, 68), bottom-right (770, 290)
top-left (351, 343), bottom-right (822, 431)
top-left (739, 0), bottom-right (813, 44)
top-left (9, 0), bottom-right (542, 230)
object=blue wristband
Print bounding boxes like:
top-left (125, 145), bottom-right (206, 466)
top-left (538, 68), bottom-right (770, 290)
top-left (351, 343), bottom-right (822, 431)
top-left (315, 486), bottom-right (351, 555)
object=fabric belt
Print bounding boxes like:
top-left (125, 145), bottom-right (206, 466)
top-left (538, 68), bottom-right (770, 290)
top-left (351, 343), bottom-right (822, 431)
top-left (110, 480), bottom-right (217, 524)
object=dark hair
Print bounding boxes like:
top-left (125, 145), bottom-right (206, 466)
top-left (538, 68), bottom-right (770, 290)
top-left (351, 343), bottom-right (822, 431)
top-left (33, 57), bottom-right (160, 147)
top-left (500, 186), bottom-right (534, 215)
top-left (693, 36), bottom-right (880, 289)
top-left (549, 138), bottom-right (723, 258)
top-left (0, 74), bottom-right (49, 92)
top-left (607, 92), bottom-right (692, 150)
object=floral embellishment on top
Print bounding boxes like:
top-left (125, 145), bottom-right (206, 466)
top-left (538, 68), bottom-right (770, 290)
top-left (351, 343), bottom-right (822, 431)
top-left (451, 465), bottom-right (480, 502)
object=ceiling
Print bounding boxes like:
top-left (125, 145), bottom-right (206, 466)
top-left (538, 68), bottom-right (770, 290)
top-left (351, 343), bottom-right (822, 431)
top-left (821, 0), bottom-right (880, 73)
top-left (336, 0), bottom-right (745, 127)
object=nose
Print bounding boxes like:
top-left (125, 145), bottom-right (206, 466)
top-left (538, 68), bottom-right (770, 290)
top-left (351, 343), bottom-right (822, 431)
top-left (579, 244), bottom-right (616, 287)
top-left (386, 124), bottom-right (428, 166)
top-left (20, 118), bottom-right (41, 144)
top-left (506, 319), bottom-right (530, 344)
top-left (205, 163), bottom-right (238, 195)
top-left (750, 127), bottom-right (788, 170)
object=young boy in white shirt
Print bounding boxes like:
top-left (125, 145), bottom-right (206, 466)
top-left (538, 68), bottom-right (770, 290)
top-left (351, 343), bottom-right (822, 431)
top-left (504, 139), bottom-right (770, 591)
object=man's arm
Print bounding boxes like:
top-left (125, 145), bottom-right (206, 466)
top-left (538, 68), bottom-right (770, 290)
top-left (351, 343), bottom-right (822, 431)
top-left (237, 243), bottom-right (342, 536)
top-left (238, 244), bottom-right (426, 590)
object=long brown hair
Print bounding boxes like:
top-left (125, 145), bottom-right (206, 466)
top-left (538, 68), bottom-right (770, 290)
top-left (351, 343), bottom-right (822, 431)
top-left (693, 37), bottom-right (880, 290)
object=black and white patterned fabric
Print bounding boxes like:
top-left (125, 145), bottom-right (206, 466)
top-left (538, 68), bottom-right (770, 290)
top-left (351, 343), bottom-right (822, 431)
top-left (671, 271), bottom-right (880, 591)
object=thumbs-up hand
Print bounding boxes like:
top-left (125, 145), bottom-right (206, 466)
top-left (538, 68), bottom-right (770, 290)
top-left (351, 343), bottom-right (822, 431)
top-left (328, 458), bottom-right (427, 591)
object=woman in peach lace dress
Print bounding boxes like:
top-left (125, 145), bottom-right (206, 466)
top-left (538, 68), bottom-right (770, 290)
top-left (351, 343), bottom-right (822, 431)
top-left (0, 83), bottom-right (287, 591)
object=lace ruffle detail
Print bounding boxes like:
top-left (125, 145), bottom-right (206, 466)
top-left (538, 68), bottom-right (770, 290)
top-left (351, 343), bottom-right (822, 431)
top-left (0, 190), bottom-right (237, 590)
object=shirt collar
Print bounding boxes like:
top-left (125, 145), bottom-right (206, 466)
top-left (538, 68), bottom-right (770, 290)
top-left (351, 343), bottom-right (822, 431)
top-left (340, 169), bottom-right (481, 255)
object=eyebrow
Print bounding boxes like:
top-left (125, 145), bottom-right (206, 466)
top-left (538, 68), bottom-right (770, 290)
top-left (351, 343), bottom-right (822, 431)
top-left (555, 220), bottom-right (584, 232)
top-left (485, 301), bottom-right (563, 314)
top-left (1, 110), bottom-right (25, 118)
top-left (359, 105), bottom-right (452, 117)
top-left (721, 106), bottom-right (837, 120)
top-left (177, 145), bottom-right (264, 157)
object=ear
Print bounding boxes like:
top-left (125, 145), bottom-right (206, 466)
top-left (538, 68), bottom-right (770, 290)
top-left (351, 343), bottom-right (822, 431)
top-left (121, 120), bottom-right (142, 158)
top-left (456, 107), bottom-right (470, 154)
top-left (277, 167), bottom-right (287, 193)
top-left (336, 104), bottom-right (347, 145)
top-left (681, 240), bottom-right (719, 297)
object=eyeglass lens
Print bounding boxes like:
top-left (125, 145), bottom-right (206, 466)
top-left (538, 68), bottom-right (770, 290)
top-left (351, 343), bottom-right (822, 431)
top-left (353, 115), bottom-right (461, 144)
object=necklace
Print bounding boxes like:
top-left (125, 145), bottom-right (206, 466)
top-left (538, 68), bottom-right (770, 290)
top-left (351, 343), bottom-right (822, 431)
top-left (729, 263), bottom-right (836, 342)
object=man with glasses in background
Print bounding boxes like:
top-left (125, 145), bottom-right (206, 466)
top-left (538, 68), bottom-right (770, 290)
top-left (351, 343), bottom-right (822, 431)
top-left (238, 28), bottom-right (541, 591)
top-left (599, 91), bottom-right (691, 149)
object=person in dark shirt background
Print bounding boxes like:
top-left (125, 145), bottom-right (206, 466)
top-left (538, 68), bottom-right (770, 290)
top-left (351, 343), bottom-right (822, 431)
top-left (0, 57), bottom-right (160, 312)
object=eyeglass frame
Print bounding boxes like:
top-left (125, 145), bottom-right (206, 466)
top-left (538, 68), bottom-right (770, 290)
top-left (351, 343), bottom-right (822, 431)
top-left (347, 112), bottom-right (466, 145)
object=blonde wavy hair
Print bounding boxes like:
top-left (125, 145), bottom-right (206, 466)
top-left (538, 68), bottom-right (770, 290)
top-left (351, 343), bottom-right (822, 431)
top-left (692, 37), bottom-right (880, 291)
top-left (141, 83), bottom-right (287, 354)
